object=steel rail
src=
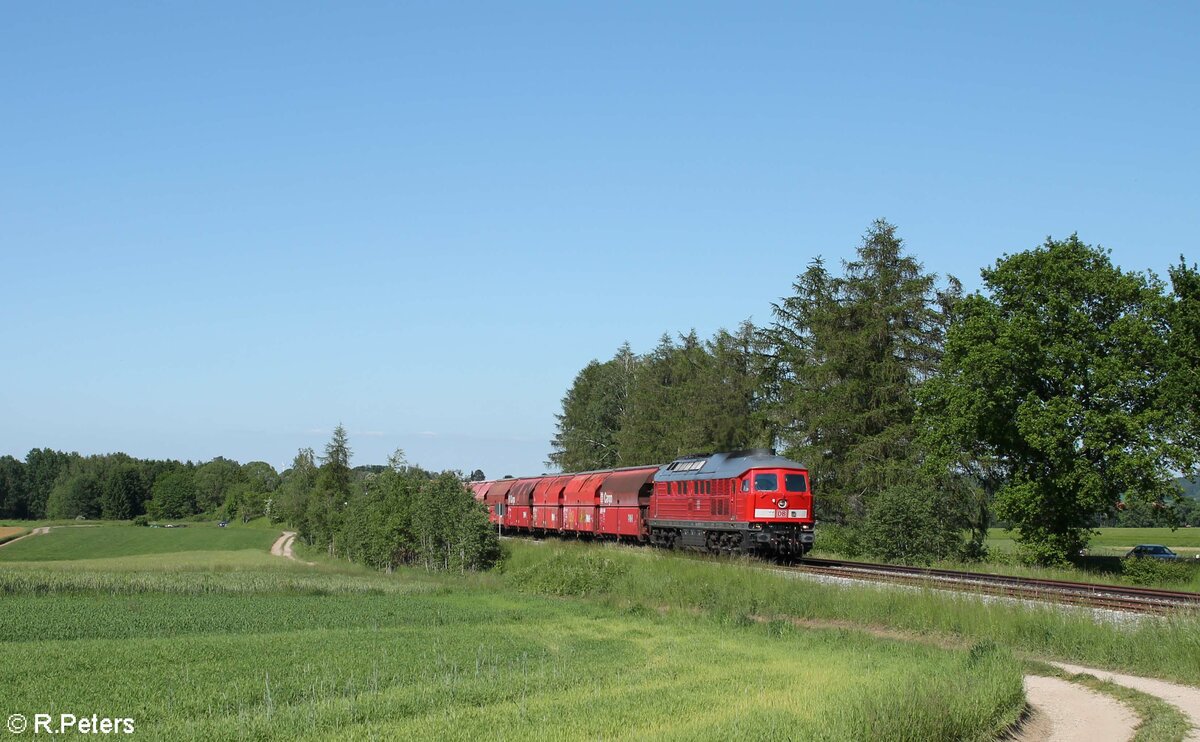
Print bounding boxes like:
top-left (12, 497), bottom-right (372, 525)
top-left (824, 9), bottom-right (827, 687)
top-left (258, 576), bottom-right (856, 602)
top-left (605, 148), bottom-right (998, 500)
top-left (789, 558), bottom-right (1200, 614)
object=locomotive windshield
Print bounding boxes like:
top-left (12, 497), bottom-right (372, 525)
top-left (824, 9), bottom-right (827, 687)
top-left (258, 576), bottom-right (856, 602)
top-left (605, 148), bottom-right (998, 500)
top-left (785, 474), bottom-right (807, 492)
top-left (753, 473), bottom-right (778, 491)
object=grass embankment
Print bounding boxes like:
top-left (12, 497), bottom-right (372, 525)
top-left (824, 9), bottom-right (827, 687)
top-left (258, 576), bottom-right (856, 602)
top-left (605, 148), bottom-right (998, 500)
top-left (498, 541), bottom-right (1200, 686)
top-left (0, 524), bottom-right (1025, 741)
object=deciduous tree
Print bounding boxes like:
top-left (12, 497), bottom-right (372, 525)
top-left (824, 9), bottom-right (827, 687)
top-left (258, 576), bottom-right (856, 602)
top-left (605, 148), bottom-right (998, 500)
top-left (921, 236), bottom-right (1191, 564)
top-left (548, 344), bottom-right (637, 470)
top-left (147, 470), bottom-right (197, 519)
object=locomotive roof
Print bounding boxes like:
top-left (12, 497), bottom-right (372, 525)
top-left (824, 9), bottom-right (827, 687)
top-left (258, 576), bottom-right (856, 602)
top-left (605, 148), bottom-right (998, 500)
top-left (654, 449), bottom-right (806, 481)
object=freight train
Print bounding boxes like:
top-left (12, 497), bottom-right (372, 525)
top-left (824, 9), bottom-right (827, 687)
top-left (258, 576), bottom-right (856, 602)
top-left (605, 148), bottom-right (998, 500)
top-left (469, 448), bottom-right (814, 557)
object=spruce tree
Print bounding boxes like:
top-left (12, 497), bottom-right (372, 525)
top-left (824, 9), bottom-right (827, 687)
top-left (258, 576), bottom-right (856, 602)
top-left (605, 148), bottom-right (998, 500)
top-left (765, 220), bottom-right (956, 522)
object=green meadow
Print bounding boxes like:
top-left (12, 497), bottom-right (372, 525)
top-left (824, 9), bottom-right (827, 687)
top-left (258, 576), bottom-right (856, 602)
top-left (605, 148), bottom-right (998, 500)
top-left (987, 527), bottom-right (1200, 555)
top-left (0, 526), bottom-right (1025, 741)
top-left (0, 524), bottom-right (275, 562)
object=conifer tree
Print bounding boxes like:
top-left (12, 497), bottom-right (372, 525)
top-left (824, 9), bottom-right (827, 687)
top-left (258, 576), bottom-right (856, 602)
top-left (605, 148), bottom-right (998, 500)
top-left (765, 220), bottom-right (956, 522)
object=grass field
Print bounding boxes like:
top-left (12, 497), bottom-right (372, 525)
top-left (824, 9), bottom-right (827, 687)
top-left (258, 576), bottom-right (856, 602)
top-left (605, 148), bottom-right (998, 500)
top-left (0, 525), bottom-right (276, 562)
top-left (0, 525), bottom-right (1026, 740)
top-left (987, 527), bottom-right (1200, 554)
top-left (958, 527), bottom-right (1200, 592)
top-left (0, 519), bottom-right (132, 529)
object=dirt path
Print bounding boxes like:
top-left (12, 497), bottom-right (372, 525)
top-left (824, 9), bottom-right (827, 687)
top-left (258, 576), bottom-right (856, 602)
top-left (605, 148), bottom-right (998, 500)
top-left (1016, 675), bottom-right (1138, 741)
top-left (269, 531), bottom-right (314, 565)
top-left (0, 526), bottom-right (50, 550)
top-left (1051, 662), bottom-right (1200, 742)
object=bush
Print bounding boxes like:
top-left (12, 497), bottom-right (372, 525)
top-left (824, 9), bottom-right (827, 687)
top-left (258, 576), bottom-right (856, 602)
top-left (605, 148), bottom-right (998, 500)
top-left (816, 524), bottom-right (865, 558)
top-left (861, 485), bottom-right (964, 565)
top-left (132, 515), bottom-right (150, 527)
top-left (507, 550), bottom-right (621, 597)
top-left (1121, 557), bottom-right (1195, 586)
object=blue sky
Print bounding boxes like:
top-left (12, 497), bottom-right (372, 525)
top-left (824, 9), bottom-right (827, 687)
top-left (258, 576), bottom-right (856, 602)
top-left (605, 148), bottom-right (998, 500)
top-left (2, 2), bottom-right (1197, 477)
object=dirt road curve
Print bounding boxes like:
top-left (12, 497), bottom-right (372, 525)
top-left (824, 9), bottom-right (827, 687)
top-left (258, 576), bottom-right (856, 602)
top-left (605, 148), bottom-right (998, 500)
top-left (1051, 662), bottom-right (1200, 742)
top-left (269, 531), bottom-right (313, 565)
top-left (1018, 675), bottom-right (1137, 741)
top-left (270, 531), bottom-right (295, 558)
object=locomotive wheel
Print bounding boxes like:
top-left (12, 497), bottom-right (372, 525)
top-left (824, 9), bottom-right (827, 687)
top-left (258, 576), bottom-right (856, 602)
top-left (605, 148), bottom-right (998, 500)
top-left (723, 532), bottom-right (738, 553)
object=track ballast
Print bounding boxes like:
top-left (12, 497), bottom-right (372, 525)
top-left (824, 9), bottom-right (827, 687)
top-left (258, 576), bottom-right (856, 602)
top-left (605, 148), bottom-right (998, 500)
top-left (789, 558), bottom-right (1200, 615)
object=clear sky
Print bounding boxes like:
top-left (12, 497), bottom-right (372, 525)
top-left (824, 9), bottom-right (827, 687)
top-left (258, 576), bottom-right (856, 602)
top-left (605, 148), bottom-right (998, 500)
top-left (2, 2), bottom-right (1197, 478)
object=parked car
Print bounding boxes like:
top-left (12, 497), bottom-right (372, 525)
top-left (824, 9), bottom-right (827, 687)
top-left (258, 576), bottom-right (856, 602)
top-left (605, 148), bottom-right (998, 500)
top-left (1125, 544), bottom-right (1179, 560)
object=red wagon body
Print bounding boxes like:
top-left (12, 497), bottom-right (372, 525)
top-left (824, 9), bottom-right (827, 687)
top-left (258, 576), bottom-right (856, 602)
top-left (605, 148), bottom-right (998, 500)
top-left (474, 449), bottom-right (813, 557)
top-left (531, 475), bottom-right (570, 531)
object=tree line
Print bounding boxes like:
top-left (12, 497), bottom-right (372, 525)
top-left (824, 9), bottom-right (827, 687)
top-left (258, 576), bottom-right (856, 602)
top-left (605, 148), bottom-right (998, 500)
top-left (548, 220), bottom-right (1200, 564)
top-left (0, 426), bottom-right (500, 573)
top-left (0, 449), bottom-right (282, 523)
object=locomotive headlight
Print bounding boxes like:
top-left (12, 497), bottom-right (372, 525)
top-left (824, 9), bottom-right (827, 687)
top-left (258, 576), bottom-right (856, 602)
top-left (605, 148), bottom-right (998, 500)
top-left (777, 499), bottom-right (788, 509)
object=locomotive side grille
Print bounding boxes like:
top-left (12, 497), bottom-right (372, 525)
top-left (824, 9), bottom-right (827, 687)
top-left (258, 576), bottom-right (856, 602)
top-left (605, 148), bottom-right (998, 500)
top-left (708, 499), bottom-right (729, 516)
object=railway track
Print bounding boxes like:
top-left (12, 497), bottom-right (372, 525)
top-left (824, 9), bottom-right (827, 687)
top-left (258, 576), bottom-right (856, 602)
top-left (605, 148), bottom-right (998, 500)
top-left (788, 558), bottom-right (1200, 615)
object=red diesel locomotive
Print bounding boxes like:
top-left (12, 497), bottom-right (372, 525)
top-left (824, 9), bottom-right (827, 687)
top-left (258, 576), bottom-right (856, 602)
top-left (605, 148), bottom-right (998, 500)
top-left (469, 449), bottom-right (814, 556)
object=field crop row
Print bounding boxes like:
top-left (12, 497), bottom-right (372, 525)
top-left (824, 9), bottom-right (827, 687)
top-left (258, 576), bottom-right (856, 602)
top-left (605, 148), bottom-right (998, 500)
top-left (0, 567), bottom-right (1023, 740)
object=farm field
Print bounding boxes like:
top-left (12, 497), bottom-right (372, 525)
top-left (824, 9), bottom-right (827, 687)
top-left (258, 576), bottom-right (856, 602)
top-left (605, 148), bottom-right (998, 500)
top-left (0, 524), bottom-right (276, 562)
top-left (0, 525), bottom-right (1025, 740)
top-left (987, 527), bottom-right (1200, 555)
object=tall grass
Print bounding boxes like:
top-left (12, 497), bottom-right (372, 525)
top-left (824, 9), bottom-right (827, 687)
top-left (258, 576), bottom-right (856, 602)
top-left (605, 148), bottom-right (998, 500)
top-left (498, 541), bottom-right (1200, 685)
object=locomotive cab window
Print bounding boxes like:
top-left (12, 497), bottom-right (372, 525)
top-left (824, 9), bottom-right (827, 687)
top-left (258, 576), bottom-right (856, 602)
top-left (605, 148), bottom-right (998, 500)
top-left (741, 479), bottom-right (750, 492)
top-left (753, 473), bottom-right (778, 492)
top-left (785, 474), bottom-right (808, 493)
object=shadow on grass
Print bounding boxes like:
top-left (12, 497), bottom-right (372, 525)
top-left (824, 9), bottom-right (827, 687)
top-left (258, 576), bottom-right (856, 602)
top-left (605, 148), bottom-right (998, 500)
top-left (1070, 555), bottom-right (1125, 576)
